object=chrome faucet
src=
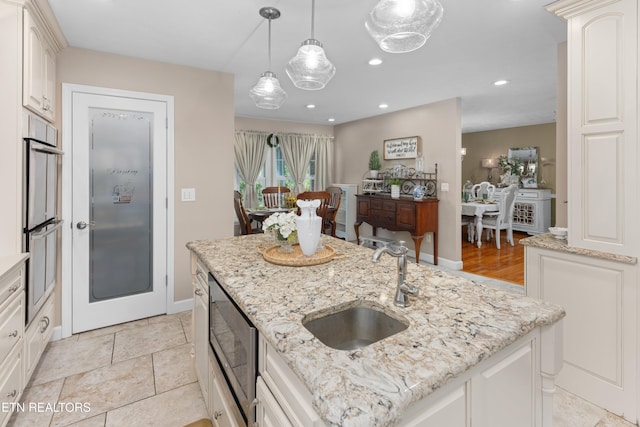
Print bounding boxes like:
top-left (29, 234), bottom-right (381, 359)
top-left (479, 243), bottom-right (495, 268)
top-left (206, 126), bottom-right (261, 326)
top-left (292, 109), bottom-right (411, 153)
top-left (371, 241), bottom-right (419, 307)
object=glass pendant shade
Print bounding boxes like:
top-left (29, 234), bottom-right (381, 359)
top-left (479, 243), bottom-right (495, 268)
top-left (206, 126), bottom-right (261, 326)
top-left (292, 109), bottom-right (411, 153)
top-left (366, 0), bottom-right (444, 54)
top-left (250, 71), bottom-right (287, 109)
top-left (286, 39), bottom-right (336, 90)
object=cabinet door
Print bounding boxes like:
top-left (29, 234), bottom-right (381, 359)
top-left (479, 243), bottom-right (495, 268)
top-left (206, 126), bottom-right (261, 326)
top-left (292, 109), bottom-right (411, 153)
top-left (471, 343), bottom-right (534, 427)
top-left (23, 9), bottom-right (45, 114)
top-left (210, 372), bottom-right (242, 427)
top-left (401, 384), bottom-right (467, 427)
top-left (256, 377), bottom-right (293, 427)
top-left (42, 44), bottom-right (56, 120)
top-left (193, 287), bottom-right (209, 405)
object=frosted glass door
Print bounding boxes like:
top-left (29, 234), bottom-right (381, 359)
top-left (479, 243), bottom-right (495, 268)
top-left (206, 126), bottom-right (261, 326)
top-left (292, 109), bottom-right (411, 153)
top-left (89, 109), bottom-right (153, 302)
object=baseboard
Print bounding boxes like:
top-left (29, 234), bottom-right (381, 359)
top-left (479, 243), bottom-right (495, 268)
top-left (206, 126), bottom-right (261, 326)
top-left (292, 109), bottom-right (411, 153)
top-left (50, 325), bottom-right (63, 342)
top-left (168, 298), bottom-right (194, 315)
top-left (415, 250), bottom-right (462, 270)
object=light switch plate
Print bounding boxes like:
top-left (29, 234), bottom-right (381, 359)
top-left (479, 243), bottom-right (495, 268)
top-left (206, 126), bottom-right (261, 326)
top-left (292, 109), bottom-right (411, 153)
top-left (181, 188), bottom-right (196, 202)
top-left (441, 182), bottom-right (449, 192)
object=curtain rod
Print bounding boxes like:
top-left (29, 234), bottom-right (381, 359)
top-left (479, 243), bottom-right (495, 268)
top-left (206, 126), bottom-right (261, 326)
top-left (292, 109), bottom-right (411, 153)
top-left (236, 129), bottom-right (335, 140)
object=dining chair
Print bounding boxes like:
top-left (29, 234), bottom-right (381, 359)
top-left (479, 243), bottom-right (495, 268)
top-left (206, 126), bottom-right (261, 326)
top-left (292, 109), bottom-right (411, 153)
top-left (296, 191), bottom-right (332, 234)
top-left (262, 186), bottom-right (291, 208)
top-left (234, 190), bottom-right (262, 235)
top-left (461, 215), bottom-right (476, 243)
top-left (324, 186), bottom-right (343, 237)
top-left (471, 181), bottom-right (496, 200)
top-left (481, 184), bottom-right (518, 249)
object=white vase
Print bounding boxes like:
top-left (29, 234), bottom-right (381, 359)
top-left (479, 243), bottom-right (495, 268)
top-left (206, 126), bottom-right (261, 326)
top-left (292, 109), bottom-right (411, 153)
top-left (370, 170), bottom-right (379, 179)
top-left (391, 184), bottom-right (400, 198)
top-left (296, 199), bottom-right (322, 256)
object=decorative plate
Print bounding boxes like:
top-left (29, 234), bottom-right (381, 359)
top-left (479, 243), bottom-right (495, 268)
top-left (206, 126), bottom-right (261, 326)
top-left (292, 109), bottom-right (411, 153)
top-left (424, 180), bottom-right (437, 197)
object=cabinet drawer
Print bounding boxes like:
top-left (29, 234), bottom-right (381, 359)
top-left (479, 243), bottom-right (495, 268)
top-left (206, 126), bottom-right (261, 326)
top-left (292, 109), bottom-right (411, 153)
top-left (0, 295), bottom-right (24, 362)
top-left (0, 344), bottom-right (23, 427)
top-left (0, 266), bottom-right (24, 308)
top-left (195, 259), bottom-right (209, 292)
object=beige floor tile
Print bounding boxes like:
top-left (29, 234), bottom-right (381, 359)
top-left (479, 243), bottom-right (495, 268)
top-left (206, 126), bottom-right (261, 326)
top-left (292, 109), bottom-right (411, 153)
top-left (77, 318), bottom-right (149, 341)
top-left (148, 311), bottom-right (190, 325)
top-left (66, 413), bottom-right (106, 427)
top-left (180, 313), bottom-right (193, 344)
top-left (50, 355), bottom-right (155, 427)
top-left (105, 383), bottom-right (208, 427)
top-left (554, 387), bottom-right (605, 427)
top-left (153, 343), bottom-right (197, 394)
top-left (595, 411), bottom-right (637, 427)
top-left (112, 318), bottom-right (187, 363)
top-left (30, 334), bottom-right (114, 387)
top-left (7, 379), bottom-right (64, 427)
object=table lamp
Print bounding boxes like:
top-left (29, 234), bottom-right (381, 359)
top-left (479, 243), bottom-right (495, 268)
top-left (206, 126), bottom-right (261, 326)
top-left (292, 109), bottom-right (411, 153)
top-left (481, 158), bottom-right (497, 181)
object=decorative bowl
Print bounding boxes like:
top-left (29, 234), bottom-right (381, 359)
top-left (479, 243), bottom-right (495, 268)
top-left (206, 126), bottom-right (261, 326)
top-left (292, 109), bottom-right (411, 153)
top-left (548, 227), bottom-right (568, 239)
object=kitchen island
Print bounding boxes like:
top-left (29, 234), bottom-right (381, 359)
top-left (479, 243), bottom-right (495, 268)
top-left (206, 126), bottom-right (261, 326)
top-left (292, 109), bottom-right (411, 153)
top-left (188, 234), bottom-right (565, 427)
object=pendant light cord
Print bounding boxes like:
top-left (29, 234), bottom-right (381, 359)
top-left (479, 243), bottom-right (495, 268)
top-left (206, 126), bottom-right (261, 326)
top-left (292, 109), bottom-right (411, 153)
top-left (268, 17), bottom-right (272, 71)
top-left (310, 0), bottom-right (315, 39)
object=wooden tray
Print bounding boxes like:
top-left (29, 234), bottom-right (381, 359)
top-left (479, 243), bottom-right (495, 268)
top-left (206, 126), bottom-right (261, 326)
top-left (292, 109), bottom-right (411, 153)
top-left (258, 244), bottom-right (336, 267)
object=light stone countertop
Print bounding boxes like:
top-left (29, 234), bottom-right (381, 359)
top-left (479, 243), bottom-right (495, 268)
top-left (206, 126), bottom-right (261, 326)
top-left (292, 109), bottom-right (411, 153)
top-left (520, 233), bottom-right (637, 265)
top-left (187, 234), bottom-right (565, 427)
top-left (0, 253), bottom-right (29, 281)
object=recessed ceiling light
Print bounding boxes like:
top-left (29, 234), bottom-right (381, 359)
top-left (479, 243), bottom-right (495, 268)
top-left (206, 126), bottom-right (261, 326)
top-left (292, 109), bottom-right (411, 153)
top-left (379, 103), bottom-right (389, 109)
top-left (368, 58), bottom-right (383, 66)
top-left (306, 104), bottom-right (316, 109)
top-left (328, 118), bottom-right (335, 122)
top-left (494, 79), bottom-right (509, 86)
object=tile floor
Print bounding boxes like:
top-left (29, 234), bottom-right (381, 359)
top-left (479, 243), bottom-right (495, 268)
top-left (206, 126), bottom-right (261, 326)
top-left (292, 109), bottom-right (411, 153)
top-left (7, 305), bottom-right (637, 426)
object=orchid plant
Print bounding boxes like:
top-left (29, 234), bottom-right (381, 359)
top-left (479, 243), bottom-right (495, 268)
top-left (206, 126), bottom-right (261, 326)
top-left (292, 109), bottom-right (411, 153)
top-left (497, 155), bottom-right (524, 177)
top-left (262, 211), bottom-right (298, 241)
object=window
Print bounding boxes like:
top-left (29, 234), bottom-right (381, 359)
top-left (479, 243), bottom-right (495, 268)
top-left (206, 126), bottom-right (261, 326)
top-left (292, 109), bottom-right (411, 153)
top-left (235, 146), bottom-right (316, 206)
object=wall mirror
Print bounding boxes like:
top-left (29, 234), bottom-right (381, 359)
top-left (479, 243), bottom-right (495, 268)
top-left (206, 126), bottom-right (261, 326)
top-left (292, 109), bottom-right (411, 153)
top-left (508, 146), bottom-right (539, 187)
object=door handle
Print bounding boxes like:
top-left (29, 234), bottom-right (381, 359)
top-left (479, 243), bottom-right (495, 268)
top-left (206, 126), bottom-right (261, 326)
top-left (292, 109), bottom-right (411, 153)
top-left (77, 221), bottom-right (88, 229)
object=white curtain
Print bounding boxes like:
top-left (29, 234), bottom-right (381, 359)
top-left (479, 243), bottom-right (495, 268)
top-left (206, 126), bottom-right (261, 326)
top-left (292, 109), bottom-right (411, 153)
top-left (280, 133), bottom-right (317, 192)
top-left (315, 136), bottom-right (334, 190)
top-left (234, 131), bottom-right (267, 208)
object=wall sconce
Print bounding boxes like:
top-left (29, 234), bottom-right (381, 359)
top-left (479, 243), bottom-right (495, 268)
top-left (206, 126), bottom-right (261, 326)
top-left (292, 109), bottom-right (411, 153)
top-left (460, 147), bottom-right (467, 161)
top-left (481, 158), bottom-right (497, 181)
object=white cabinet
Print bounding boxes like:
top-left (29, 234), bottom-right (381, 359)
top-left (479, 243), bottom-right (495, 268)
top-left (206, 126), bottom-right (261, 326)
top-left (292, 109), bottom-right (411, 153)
top-left (23, 8), bottom-right (56, 122)
top-left (331, 183), bottom-right (358, 241)
top-left (24, 292), bottom-right (54, 381)
top-left (208, 349), bottom-right (243, 427)
top-left (494, 188), bottom-right (551, 234)
top-left (526, 244), bottom-right (637, 422)
top-left (191, 254), bottom-right (210, 407)
top-left (256, 377), bottom-right (292, 427)
top-left (0, 257), bottom-right (26, 427)
top-left (548, 0), bottom-right (638, 256)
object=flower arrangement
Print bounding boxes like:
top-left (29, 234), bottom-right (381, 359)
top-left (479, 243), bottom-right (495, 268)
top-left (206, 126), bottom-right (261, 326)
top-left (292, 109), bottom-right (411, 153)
top-left (262, 211), bottom-right (298, 242)
top-left (497, 155), bottom-right (524, 177)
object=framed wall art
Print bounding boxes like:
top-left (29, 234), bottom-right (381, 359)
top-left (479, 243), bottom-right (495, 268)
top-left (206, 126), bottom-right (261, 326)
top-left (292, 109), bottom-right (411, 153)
top-left (383, 136), bottom-right (420, 160)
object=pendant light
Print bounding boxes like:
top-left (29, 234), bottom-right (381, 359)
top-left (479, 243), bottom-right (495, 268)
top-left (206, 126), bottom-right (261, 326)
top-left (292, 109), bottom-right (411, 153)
top-left (285, 0), bottom-right (336, 90)
top-left (250, 7), bottom-right (287, 109)
top-left (366, 0), bottom-right (444, 54)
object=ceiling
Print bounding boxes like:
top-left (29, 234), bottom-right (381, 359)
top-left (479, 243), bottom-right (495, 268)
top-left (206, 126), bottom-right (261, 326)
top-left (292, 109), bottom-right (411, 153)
top-left (47, 0), bottom-right (567, 133)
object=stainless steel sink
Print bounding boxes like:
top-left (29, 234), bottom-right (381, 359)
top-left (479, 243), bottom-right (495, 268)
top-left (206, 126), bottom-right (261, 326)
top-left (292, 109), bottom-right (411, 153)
top-left (302, 305), bottom-right (408, 350)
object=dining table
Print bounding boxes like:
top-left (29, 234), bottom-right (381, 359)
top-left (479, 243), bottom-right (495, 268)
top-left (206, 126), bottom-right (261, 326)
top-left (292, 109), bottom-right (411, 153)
top-left (461, 200), bottom-right (499, 248)
top-left (247, 207), bottom-right (295, 228)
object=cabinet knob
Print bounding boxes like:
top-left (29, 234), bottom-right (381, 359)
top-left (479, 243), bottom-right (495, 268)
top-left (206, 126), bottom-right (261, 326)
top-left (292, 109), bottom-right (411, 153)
top-left (8, 330), bottom-right (18, 338)
top-left (40, 316), bottom-right (50, 333)
top-left (194, 289), bottom-right (203, 296)
top-left (8, 285), bottom-right (19, 293)
top-left (7, 390), bottom-right (17, 398)
top-left (213, 411), bottom-right (222, 420)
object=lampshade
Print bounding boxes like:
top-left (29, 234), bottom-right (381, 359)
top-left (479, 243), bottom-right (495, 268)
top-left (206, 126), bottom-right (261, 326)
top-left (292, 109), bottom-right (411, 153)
top-left (286, 0), bottom-right (336, 90)
top-left (460, 147), bottom-right (467, 156)
top-left (366, 0), bottom-right (444, 54)
top-left (250, 71), bottom-right (287, 109)
top-left (482, 158), bottom-right (497, 168)
top-left (250, 7), bottom-right (287, 109)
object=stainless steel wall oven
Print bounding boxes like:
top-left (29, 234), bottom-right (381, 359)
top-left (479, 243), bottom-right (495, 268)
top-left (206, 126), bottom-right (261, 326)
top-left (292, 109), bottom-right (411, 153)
top-left (22, 112), bottom-right (63, 325)
top-left (208, 273), bottom-right (258, 424)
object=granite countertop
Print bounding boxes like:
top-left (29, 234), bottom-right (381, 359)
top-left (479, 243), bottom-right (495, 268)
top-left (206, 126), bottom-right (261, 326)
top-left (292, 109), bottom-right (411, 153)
top-left (0, 253), bottom-right (29, 281)
top-left (187, 235), bottom-right (565, 426)
top-left (520, 233), bottom-right (637, 265)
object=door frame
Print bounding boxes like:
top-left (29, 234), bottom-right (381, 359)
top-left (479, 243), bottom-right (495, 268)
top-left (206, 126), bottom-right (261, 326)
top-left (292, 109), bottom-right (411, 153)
top-left (60, 83), bottom-right (175, 339)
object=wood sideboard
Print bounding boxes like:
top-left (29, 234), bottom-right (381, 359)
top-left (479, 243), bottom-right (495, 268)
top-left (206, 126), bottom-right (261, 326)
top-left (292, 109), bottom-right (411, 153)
top-left (354, 194), bottom-right (438, 264)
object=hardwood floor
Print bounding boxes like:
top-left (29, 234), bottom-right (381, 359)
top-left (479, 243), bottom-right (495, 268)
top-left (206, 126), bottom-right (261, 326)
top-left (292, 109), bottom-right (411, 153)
top-left (461, 229), bottom-right (527, 285)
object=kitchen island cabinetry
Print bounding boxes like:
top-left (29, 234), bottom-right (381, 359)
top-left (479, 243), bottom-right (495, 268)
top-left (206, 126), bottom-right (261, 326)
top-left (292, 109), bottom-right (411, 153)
top-left (23, 291), bottom-right (54, 380)
top-left (189, 235), bottom-right (564, 426)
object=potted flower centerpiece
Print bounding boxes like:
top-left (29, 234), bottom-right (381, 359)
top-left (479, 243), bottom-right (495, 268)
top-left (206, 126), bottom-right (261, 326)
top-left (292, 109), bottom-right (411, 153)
top-left (368, 150), bottom-right (382, 178)
top-left (387, 177), bottom-right (403, 198)
top-left (497, 155), bottom-right (524, 187)
top-left (263, 211), bottom-right (298, 253)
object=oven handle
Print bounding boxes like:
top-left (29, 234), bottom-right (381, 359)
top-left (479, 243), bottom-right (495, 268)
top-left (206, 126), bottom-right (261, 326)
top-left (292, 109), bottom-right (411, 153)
top-left (29, 141), bottom-right (64, 156)
top-left (30, 220), bottom-right (64, 240)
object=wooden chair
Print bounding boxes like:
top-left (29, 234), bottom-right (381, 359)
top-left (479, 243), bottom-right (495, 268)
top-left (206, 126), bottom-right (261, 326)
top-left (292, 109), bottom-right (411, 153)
top-left (324, 186), bottom-right (343, 237)
top-left (471, 181), bottom-right (496, 200)
top-left (262, 186), bottom-right (290, 208)
top-left (296, 191), bottom-right (332, 234)
top-left (482, 184), bottom-right (518, 249)
top-left (234, 190), bottom-right (262, 235)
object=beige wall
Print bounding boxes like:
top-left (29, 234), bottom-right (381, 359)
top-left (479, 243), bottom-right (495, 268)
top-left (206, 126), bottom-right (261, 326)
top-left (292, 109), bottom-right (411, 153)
top-left (235, 116), bottom-right (334, 136)
top-left (334, 99), bottom-right (463, 263)
top-left (555, 42), bottom-right (568, 227)
top-left (55, 47), bottom-right (235, 322)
